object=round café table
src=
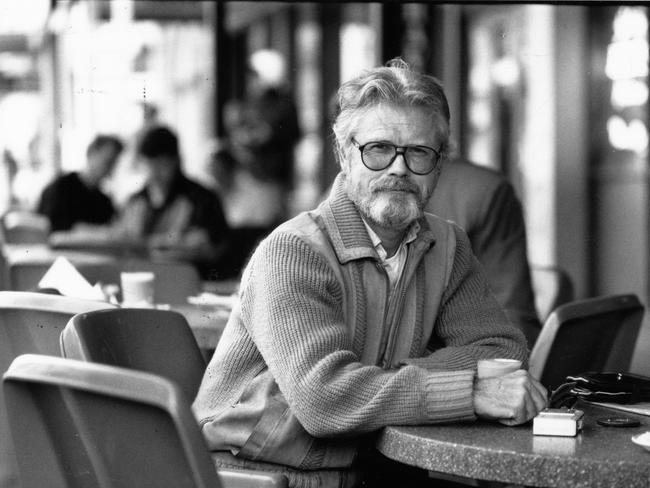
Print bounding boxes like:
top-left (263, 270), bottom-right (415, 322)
top-left (375, 402), bottom-right (650, 488)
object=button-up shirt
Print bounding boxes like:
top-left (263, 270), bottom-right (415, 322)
top-left (362, 219), bottom-right (420, 293)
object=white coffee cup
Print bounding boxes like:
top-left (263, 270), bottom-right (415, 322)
top-left (120, 271), bottom-right (155, 306)
top-left (477, 358), bottom-right (522, 379)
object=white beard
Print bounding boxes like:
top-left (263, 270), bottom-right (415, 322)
top-left (363, 192), bottom-right (421, 229)
top-left (348, 178), bottom-right (424, 230)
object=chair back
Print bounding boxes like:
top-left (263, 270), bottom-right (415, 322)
top-left (61, 308), bottom-right (206, 400)
top-left (0, 292), bottom-right (115, 488)
top-left (529, 293), bottom-right (645, 389)
top-left (3, 354), bottom-right (222, 488)
top-left (0, 211), bottom-right (50, 244)
top-left (530, 265), bottom-right (574, 322)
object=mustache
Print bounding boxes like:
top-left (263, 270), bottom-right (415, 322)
top-left (370, 177), bottom-right (420, 194)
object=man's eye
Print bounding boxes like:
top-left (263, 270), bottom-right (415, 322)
top-left (408, 147), bottom-right (429, 157)
top-left (365, 142), bottom-right (392, 153)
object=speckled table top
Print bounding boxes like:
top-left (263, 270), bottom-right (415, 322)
top-left (376, 402), bottom-right (650, 488)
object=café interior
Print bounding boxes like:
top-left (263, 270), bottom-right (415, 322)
top-left (0, 1), bottom-right (650, 487)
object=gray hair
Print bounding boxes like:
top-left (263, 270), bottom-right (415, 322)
top-left (332, 58), bottom-right (450, 167)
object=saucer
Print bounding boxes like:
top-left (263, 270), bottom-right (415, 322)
top-left (631, 431), bottom-right (650, 452)
top-left (188, 292), bottom-right (236, 308)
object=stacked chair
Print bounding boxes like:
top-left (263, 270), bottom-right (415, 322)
top-left (57, 307), bottom-right (286, 487)
top-left (4, 354), bottom-right (286, 488)
top-left (0, 291), bottom-right (115, 488)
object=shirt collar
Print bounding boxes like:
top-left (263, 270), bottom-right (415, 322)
top-left (362, 219), bottom-right (421, 259)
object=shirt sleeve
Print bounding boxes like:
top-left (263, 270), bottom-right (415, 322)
top-left (37, 181), bottom-right (73, 231)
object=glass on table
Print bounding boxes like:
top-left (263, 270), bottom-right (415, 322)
top-left (120, 271), bottom-right (155, 307)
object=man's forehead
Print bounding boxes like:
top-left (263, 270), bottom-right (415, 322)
top-left (358, 103), bottom-right (440, 121)
top-left (353, 105), bottom-right (441, 138)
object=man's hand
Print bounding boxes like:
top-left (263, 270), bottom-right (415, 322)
top-left (473, 370), bottom-right (547, 426)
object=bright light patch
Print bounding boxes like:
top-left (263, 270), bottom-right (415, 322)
top-left (250, 49), bottom-right (286, 87)
top-left (612, 6), bottom-right (648, 41)
top-left (606, 38), bottom-right (649, 80)
top-left (0, 0), bottom-right (50, 34)
top-left (607, 116), bottom-right (648, 152)
top-left (491, 57), bottom-right (520, 87)
top-left (468, 100), bottom-right (491, 130)
top-left (340, 23), bottom-right (376, 83)
top-left (611, 79), bottom-right (649, 109)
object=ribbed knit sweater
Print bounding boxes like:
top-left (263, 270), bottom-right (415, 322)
top-left (193, 174), bottom-right (528, 488)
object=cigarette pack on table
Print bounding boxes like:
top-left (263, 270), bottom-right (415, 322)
top-left (533, 408), bottom-right (584, 437)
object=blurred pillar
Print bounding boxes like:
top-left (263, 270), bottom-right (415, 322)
top-left (381, 3), bottom-right (403, 63)
top-left (212, 1), bottom-right (230, 137)
top-left (588, 7), bottom-right (649, 302)
top-left (433, 5), bottom-right (466, 154)
top-left (37, 31), bottom-right (62, 173)
top-left (554, 7), bottom-right (589, 299)
top-left (319, 3), bottom-right (340, 190)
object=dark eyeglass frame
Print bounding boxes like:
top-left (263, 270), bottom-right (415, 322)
top-left (351, 138), bottom-right (442, 175)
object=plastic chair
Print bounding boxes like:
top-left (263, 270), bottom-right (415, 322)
top-left (8, 258), bottom-right (201, 304)
top-left (0, 291), bottom-right (115, 488)
top-left (0, 211), bottom-right (51, 244)
top-left (530, 265), bottom-right (574, 322)
top-left (3, 354), bottom-right (287, 488)
top-left (61, 308), bottom-right (206, 400)
top-left (529, 293), bottom-right (645, 390)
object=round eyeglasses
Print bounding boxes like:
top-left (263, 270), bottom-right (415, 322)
top-left (351, 139), bottom-right (442, 175)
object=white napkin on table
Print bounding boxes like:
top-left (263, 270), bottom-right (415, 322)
top-left (38, 256), bottom-right (105, 301)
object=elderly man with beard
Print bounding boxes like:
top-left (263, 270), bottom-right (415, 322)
top-left (193, 59), bottom-right (547, 488)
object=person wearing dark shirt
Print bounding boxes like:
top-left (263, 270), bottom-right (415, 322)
top-left (37, 135), bottom-right (124, 231)
top-left (113, 125), bottom-right (230, 278)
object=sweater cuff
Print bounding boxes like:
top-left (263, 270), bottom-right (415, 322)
top-left (424, 370), bottom-right (476, 423)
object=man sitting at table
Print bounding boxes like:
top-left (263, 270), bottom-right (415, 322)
top-left (37, 134), bottom-right (124, 231)
top-left (193, 59), bottom-right (547, 488)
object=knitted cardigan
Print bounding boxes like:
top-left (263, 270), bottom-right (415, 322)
top-left (193, 174), bottom-right (528, 488)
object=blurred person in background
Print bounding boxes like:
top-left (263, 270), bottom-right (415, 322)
top-left (113, 125), bottom-right (230, 279)
top-left (427, 160), bottom-right (541, 347)
top-left (50, 126), bottom-right (230, 280)
top-left (213, 49), bottom-right (301, 278)
top-left (37, 134), bottom-right (124, 231)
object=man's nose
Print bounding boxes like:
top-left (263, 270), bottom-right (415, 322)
top-left (387, 152), bottom-right (410, 176)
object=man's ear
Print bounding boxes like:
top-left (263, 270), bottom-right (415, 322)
top-left (334, 138), bottom-right (348, 174)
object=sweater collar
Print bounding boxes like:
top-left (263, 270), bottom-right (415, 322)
top-left (318, 173), bottom-right (436, 264)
